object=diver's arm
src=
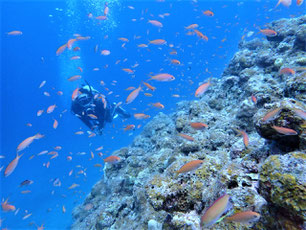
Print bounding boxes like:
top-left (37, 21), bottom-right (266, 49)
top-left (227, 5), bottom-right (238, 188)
top-left (115, 106), bottom-right (131, 118)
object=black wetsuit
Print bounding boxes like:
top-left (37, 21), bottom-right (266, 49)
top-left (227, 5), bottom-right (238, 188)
top-left (71, 85), bottom-right (130, 134)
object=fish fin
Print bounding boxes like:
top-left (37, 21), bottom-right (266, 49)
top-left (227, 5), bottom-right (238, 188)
top-left (275, 0), bottom-right (282, 8)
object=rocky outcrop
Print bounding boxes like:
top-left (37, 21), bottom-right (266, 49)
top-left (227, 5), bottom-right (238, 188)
top-left (71, 16), bottom-right (306, 230)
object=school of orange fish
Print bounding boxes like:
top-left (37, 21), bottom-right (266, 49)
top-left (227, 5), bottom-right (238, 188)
top-left (2, 0), bottom-right (305, 229)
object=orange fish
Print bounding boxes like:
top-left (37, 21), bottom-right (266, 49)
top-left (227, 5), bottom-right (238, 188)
top-left (62, 205), bottom-right (66, 213)
top-left (126, 86), bottom-right (141, 104)
top-left (88, 114), bottom-right (98, 119)
top-left (125, 86), bottom-right (136, 91)
top-left (178, 133), bottom-right (194, 141)
top-left (73, 47), bottom-right (81, 51)
top-left (176, 160), bottom-right (204, 174)
top-left (234, 129), bottom-right (249, 148)
top-left (70, 56), bottom-right (81, 60)
top-left (272, 126), bottom-right (298, 135)
top-left (149, 73), bottom-right (175, 82)
top-left (148, 20), bottom-right (163, 27)
top-left (122, 68), bottom-right (134, 74)
top-left (297, 0), bottom-right (304, 6)
top-left (7, 30), bottom-right (23, 36)
top-left (4, 153), bottom-right (23, 177)
top-left (71, 88), bottom-right (80, 101)
top-left (226, 211), bottom-right (261, 223)
top-left (68, 75), bottom-right (82, 82)
top-left (101, 50), bottom-right (110, 56)
top-left (190, 122), bottom-right (208, 130)
top-left (67, 38), bottom-right (77, 49)
top-left (47, 104), bottom-right (56, 113)
top-left (185, 24), bottom-right (198, 30)
top-left (262, 108), bottom-right (281, 122)
top-left (96, 15), bottom-right (107, 20)
top-left (279, 68), bottom-right (295, 75)
top-left (56, 44), bottom-right (67, 56)
top-left (118, 37), bottom-right (129, 42)
top-left (134, 113), bottom-right (150, 119)
top-left (68, 183), bottom-right (80, 189)
top-left (17, 133), bottom-right (44, 152)
top-left (194, 29), bottom-right (208, 41)
top-left (53, 119), bottom-right (58, 129)
top-left (144, 93), bottom-right (153, 97)
top-left (203, 10), bottom-right (214, 17)
top-left (124, 124), bottom-right (135, 131)
top-left (195, 80), bottom-right (211, 97)
top-left (138, 44), bottom-right (148, 48)
top-left (37, 110), bottom-right (44, 117)
top-left (152, 102), bottom-right (164, 109)
top-left (149, 39), bottom-right (167, 45)
top-left (104, 156), bottom-right (120, 163)
top-left (293, 108), bottom-right (306, 120)
top-left (77, 66), bottom-right (83, 72)
top-left (251, 95), bottom-right (257, 104)
top-left (259, 29), bottom-right (277, 37)
top-left (1, 199), bottom-right (16, 211)
top-left (142, 81), bottom-right (156, 91)
top-left (201, 194), bottom-right (232, 228)
top-left (171, 59), bottom-right (181, 65)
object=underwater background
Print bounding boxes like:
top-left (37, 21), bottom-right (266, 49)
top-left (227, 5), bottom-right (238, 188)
top-left (1, 0), bottom-right (305, 229)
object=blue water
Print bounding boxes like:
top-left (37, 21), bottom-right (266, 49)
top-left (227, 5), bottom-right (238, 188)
top-left (1, 0), bottom-right (304, 229)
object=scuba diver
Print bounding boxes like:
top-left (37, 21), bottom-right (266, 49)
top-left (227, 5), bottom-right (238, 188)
top-left (71, 81), bottom-right (131, 135)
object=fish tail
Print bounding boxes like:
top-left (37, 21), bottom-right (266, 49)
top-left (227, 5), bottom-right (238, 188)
top-left (275, 0), bottom-right (282, 8)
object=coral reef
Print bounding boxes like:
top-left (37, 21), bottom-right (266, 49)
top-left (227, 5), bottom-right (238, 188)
top-left (71, 16), bottom-right (306, 230)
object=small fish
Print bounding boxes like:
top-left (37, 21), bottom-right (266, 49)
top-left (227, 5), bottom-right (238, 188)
top-left (104, 156), bottom-right (120, 163)
top-left (22, 213), bottom-right (32, 220)
top-left (259, 29), bottom-right (277, 37)
top-left (176, 160), bottom-right (204, 174)
top-left (68, 183), bottom-right (79, 189)
top-left (1, 199), bottom-right (16, 212)
top-left (262, 108), bottom-right (281, 122)
top-left (297, 0), bottom-right (304, 6)
top-left (19, 180), bottom-right (33, 187)
top-left (148, 20), bottom-right (163, 27)
top-left (149, 39), bottom-right (166, 45)
top-left (185, 24), bottom-right (198, 30)
top-left (74, 47), bottom-right (81, 51)
top-left (53, 119), bottom-right (58, 129)
top-left (37, 150), bottom-right (48, 156)
top-left (279, 68), bottom-right (295, 75)
top-left (134, 113), bottom-right (150, 119)
top-left (56, 44), bottom-right (67, 56)
top-left (17, 133), bottom-right (44, 152)
top-left (193, 29), bottom-right (208, 41)
top-left (101, 50), bottom-right (110, 56)
top-left (138, 44), bottom-right (148, 48)
top-left (94, 163), bottom-right (102, 167)
top-left (118, 37), bottom-right (129, 42)
top-left (96, 15), bottom-right (107, 20)
top-left (88, 114), bottom-right (98, 119)
top-left (178, 133), bottom-right (194, 141)
top-left (21, 190), bottom-right (31, 194)
top-left (4, 153), bottom-right (23, 177)
top-left (171, 59), bottom-right (180, 65)
top-left (75, 131), bottom-right (84, 135)
top-left (276, 0), bottom-right (292, 7)
top-left (126, 86), bottom-right (141, 104)
top-left (142, 81), bottom-right (156, 91)
top-left (124, 124), bottom-right (135, 131)
top-left (149, 73), bottom-right (175, 82)
top-left (122, 68), bottom-right (134, 74)
top-left (39, 80), bottom-right (46, 88)
top-left (37, 110), bottom-right (44, 116)
top-left (7, 30), bottom-right (23, 36)
top-left (234, 129), bottom-right (249, 148)
top-left (71, 88), bottom-right (80, 101)
top-left (251, 95), bottom-right (257, 104)
top-left (203, 10), bottom-right (214, 17)
top-left (67, 38), bottom-right (77, 49)
top-left (68, 75), bottom-right (82, 82)
top-left (152, 102), bottom-right (164, 109)
top-left (195, 80), bottom-right (210, 97)
top-left (62, 205), bottom-right (66, 213)
top-left (272, 126), bottom-right (298, 135)
top-left (226, 211), bottom-right (260, 223)
top-left (47, 104), bottom-right (56, 113)
top-left (190, 122), bottom-right (208, 130)
top-left (200, 194), bottom-right (232, 228)
top-left (144, 93), bottom-right (153, 97)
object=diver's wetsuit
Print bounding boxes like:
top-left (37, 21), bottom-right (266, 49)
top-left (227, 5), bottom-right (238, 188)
top-left (71, 84), bottom-right (130, 134)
